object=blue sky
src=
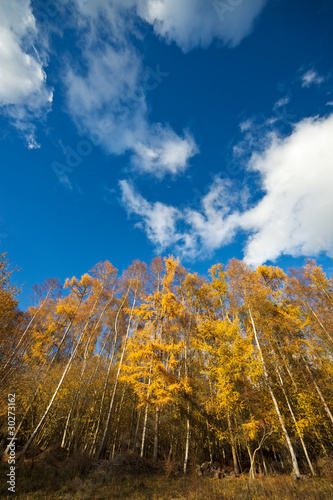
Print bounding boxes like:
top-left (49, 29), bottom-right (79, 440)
top-left (0, 0), bottom-right (333, 306)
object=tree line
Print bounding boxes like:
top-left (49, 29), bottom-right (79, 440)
top-left (1, 252), bottom-right (333, 478)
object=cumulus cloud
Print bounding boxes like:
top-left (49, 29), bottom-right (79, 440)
top-left (301, 69), bottom-right (325, 88)
top-left (136, 0), bottom-right (268, 51)
top-left (241, 113), bottom-right (333, 266)
top-left (120, 113), bottom-right (333, 265)
top-left (0, 0), bottom-right (53, 147)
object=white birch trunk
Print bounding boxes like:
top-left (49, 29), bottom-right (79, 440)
top-left (276, 365), bottom-right (315, 476)
top-left (249, 308), bottom-right (301, 478)
top-left (96, 295), bottom-right (136, 459)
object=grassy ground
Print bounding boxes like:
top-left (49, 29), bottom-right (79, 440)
top-left (1, 453), bottom-right (333, 499)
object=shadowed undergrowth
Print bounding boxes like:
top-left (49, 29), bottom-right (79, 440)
top-left (1, 450), bottom-right (333, 499)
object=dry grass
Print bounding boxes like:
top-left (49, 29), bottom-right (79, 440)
top-left (317, 456), bottom-right (333, 481)
top-left (1, 451), bottom-right (333, 499)
top-left (2, 472), bottom-right (333, 499)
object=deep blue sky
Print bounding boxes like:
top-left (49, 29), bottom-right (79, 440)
top-left (0, 0), bottom-right (332, 308)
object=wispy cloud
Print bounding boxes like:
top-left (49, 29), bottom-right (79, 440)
top-left (120, 180), bottom-right (182, 249)
top-left (180, 177), bottom-right (243, 259)
top-left (70, 0), bottom-right (268, 52)
top-left (274, 96), bottom-right (290, 109)
top-left (120, 176), bottom-right (243, 259)
top-left (121, 113), bottom-right (333, 265)
top-left (62, 0), bottom-right (268, 179)
top-left (239, 118), bottom-right (253, 132)
top-left (0, 0), bottom-right (268, 163)
top-left (132, 128), bottom-right (198, 177)
top-left (0, 0), bottom-right (53, 148)
top-left (301, 69), bottom-right (325, 88)
top-left (63, 1), bottom-right (198, 178)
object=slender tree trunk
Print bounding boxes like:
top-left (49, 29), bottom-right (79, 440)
top-left (89, 328), bottom-right (119, 455)
top-left (247, 446), bottom-right (255, 479)
top-left (63, 290), bottom-right (115, 453)
top-left (227, 411), bottom-right (239, 474)
top-left (132, 407), bottom-right (141, 452)
top-left (248, 427), bottom-right (274, 480)
top-left (66, 326), bottom-right (98, 453)
top-left (183, 343), bottom-right (190, 475)
top-left (275, 365), bottom-right (315, 476)
top-left (249, 308), bottom-right (301, 478)
top-left (206, 418), bottom-right (213, 463)
top-left (168, 442), bottom-right (173, 461)
top-left (89, 291), bottom-right (129, 456)
top-left (141, 364), bottom-right (153, 458)
top-left (1, 290), bottom-right (52, 381)
top-left (303, 357), bottom-right (333, 425)
top-left (275, 344), bottom-right (328, 461)
top-left (261, 452), bottom-right (268, 475)
top-left (233, 415), bottom-right (243, 474)
top-left (17, 316), bottom-right (88, 461)
top-left (183, 407), bottom-right (190, 474)
top-left (61, 399), bottom-right (74, 448)
top-left (110, 388), bottom-right (126, 459)
top-left (128, 399), bottom-right (137, 450)
top-left (141, 403), bottom-right (149, 458)
top-left (17, 291), bottom-right (100, 460)
top-left (302, 299), bottom-right (332, 343)
top-left (3, 301), bottom-right (84, 458)
top-left (153, 405), bottom-right (160, 463)
top-left (96, 295), bottom-right (136, 459)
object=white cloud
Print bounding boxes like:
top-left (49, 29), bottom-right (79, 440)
top-left (136, 0), bottom-right (268, 51)
top-left (120, 180), bottom-right (182, 248)
top-left (241, 113), bottom-right (333, 266)
top-left (120, 176), bottom-right (242, 259)
top-left (63, 0), bottom-right (268, 178)
top-left (73, 0), bottom-right (268, 52)
top-left (274, 96), bottom-right (290, 109)
top-left (121, 113), bottom-right (333, 266)
top-left (0, 0), bottom-right (267, 154)
top-left (0, 0), bottom-right (53, 147)
top-left (180, 177), bottom-right (242, 258)
top-left (301, 69), bottom-right (325, 88)
top-left (239, 118), bottom-right (253, 132)
top-left (64, 1), bottom-right (197, 178)
top-left (64, 43), bottom-right (147, 155)
top-left (132, 128), bottom-right (198, 176)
